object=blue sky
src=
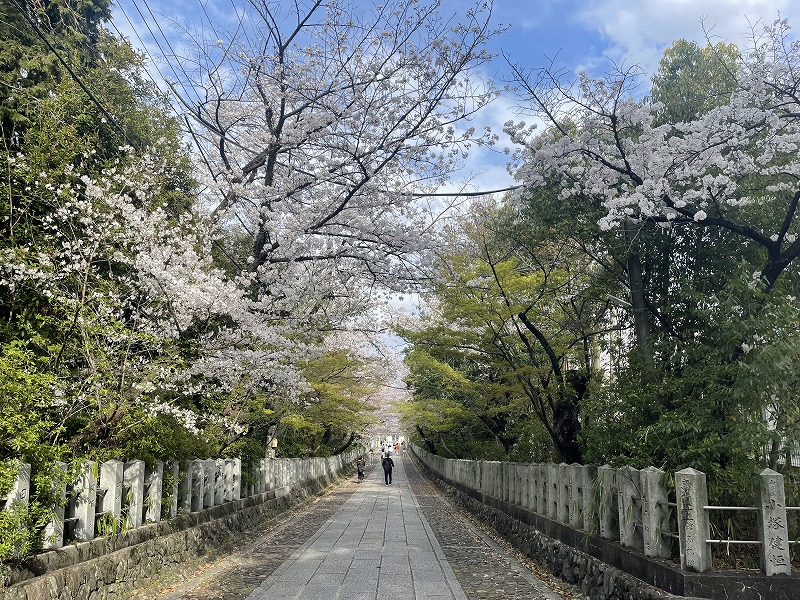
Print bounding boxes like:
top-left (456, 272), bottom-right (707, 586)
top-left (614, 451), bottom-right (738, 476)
top-left (110, 0), bottom-right (800, 191)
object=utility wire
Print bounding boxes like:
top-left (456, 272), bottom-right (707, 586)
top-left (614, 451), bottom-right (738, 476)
top-left (8, 0), bottom-right (136, 148)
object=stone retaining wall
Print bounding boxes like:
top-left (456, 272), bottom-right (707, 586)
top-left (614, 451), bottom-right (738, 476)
top-left (0, 470), bottom-right (348, 600)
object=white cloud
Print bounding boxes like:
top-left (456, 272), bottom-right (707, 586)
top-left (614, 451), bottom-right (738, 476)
top-left (574, 0), bottom-right (800, 76)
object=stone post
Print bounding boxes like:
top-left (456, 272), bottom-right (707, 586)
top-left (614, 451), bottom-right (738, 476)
top-left (3, 462), bottom-right (31, 556)
top-left (43, 462), bottom-right (66, 549)
top-left (617, 466), bottom-right (643, 549)
top-left (190, 459), bottom-right (205, 512)
top-left (581, 465), bottom-right (597, 533)
top-left (569, 463), bottom-right (582, 529)
top-left (230, 459), bottom-right (241, 500)
top-left (3, 462), bottom-right (31, 510)
top-left (536, 464), bottom-right (547, 515)
top-left (167, 461), bottom-right (180, 518)
top-left (547, 463), bottom-right (559, 519)
top-left (214, 459), bottom-right (226, 505)
top-left (598, 465), bottom-right (618, 540)
top-left (676, 468), bottom-right (712, 572)
top-left (98, 460), bottom-right (123, 530)
top-left (71, 461), bottom-right (97, 540)
top-left (641, 466), bottom-right (671, 558)
top-left (124, 460), bottom-right (145, 529)
top-left (521, 464), bottom-right (531, 510)
top-left (557, 463), bottom-right (570, 523)
top-left (757, 468), bottom-right (791, 575)
top-left (144, 462), bottom-right (163, 524)
top-left (201, 459), bottom-right (215, 508)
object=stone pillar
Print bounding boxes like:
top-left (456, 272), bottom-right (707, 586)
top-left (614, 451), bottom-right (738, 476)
top-left (124, 460), bottom-right (145, 529)
top-left (71, 461), bottom-right (97, 540)
top-left (521, 464), bottom-right (531, 510)
top-left (201, 459), bottom-right (215, 508)
top-left (230, 459), bottom-right (241, 500)
top-left (617, 466), bottom-right (643, 549)
top-left (167, 461), bottom-right (180, 518)
top-left (214, 459), bottom-right (225, 505)
top-left (569, 463), bottom-right (582, 529)
top-left (190, 459), bottom-right (205, 512)
top-left (547, 463), bottom-right (559, 519)
top-left (98, 460), bottom-right (123, 530)
top-left (757, 468), bottom-right (791, 575)
top-left (598, 465), bottom-right (618, 540)
top-left (581, 465), bottom-right (597, 533)
top-left (676, 468), bottom-right (712, 572)
top-left (3, 462), bottom-right (30, 510)
top-left (144, 462), bottom-right (163, 524)
top-left (43, 462), bottom-right (66, 549)
top-left (557, 463), bottom-right (570, 523)
top-left (641, 466), bottom-right (671, 558)
top-left (3, 462), bottom-right (31, 557)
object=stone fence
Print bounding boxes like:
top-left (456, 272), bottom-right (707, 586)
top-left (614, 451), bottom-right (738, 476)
top-left (412, 446), bottom-right (799, 600)
top-left (1, 453), bottom-right (357, 553)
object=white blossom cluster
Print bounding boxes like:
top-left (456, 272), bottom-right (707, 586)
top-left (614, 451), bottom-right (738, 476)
top-left (508, 18), bottom-right (800, 288)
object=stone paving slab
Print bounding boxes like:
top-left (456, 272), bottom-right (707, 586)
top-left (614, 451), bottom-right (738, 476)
top-left (149, 457), bottom-right (585, 600)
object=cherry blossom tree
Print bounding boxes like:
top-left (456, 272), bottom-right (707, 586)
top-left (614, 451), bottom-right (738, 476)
top-left (506, 19), bottom-right (800, 478)
top-left (168, 0), bottom-right (501, 317)
top-left (507, 18), bottom-right (800, 294)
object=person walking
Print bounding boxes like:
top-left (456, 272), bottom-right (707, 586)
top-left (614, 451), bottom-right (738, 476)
top-left (381, 453), bottom-right (395, 485)
top-left (356, 456), bottom-right (366, 482)
top-left (368, 447), bottom-right (374, 465)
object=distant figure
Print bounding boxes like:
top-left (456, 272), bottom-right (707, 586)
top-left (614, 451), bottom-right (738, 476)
top-left (368, 447), bottom-right (374, 465)
top-left (395, 442), bottom-right (401, 456)
top-left (381, 454), bottom-right (395, 485)
top-left (356, 456), bottom-right (365, 482)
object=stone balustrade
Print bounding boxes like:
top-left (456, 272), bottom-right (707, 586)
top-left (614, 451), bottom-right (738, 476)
top-left (411, 447), bottom-right (795, 577)
top-left (2, 453), bottom-right (355, 554)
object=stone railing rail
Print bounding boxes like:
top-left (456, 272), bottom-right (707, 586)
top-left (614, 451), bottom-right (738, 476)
top-left (1, 452), bottom-right (357, 554)
top-left (411, 446), bottom-right (797, 577)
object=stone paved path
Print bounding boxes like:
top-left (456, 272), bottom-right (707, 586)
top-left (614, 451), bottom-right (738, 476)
top-left (153, 456), bottom-right (584, 600)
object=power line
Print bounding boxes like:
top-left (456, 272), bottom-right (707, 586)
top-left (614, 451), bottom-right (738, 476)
top-left (8, 0), bottom-right (135, 148)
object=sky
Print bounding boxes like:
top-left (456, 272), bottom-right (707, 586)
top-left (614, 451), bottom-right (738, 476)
top-left (111, 0), bottom-right (800, 192)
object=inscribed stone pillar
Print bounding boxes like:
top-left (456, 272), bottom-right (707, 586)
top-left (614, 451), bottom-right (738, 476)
top-left (547, 463), bottom-right (559, 519)
top-left (214, 459), bottom-right (225, 505)
top-left (230, 459), bottom-right (241, 500)
top-left (569, 463), bottom-right (582, 529)
top-left (190, 459), bottom-right (205, 512)
top-left (98, 460), bottom-right (123, 527)
top-left (144, 462), bottom-right (163, 524)
top-left (641, 466), bottom-right (671, 558)
top-left (72, 461), bottom-right (97, 540)
top-left (617, 466), bottom-right (643, 549)
top-left (43, 462), bottom-right (66, 549)
top-left (581, 465), bottom-right (598, 533)
top-left (124, 460), bottom-right (145, 529)
top-left (598, 465), bottom-right (618, 540)
top-left (167, 461), bottom-right (180, 518)
top-left (676, 468), bottom-right (712, 572)
top-left (757, 468), bottom-right (791, 575)
top-left (3, 462), bottom-right (31, 510)
top-left (201, 459), bottom-right (215, 508)
top-left (3, 462), bottom-right (31, 556)
top-left (557, 463), bottom-right (570, 523)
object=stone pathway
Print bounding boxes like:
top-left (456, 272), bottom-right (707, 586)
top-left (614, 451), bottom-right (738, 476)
top-left (153, 457), bottom-right (585, 600)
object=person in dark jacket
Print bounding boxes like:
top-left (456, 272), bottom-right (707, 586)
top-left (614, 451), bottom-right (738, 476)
top-left (381, 454), bottom-right (394, 485)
